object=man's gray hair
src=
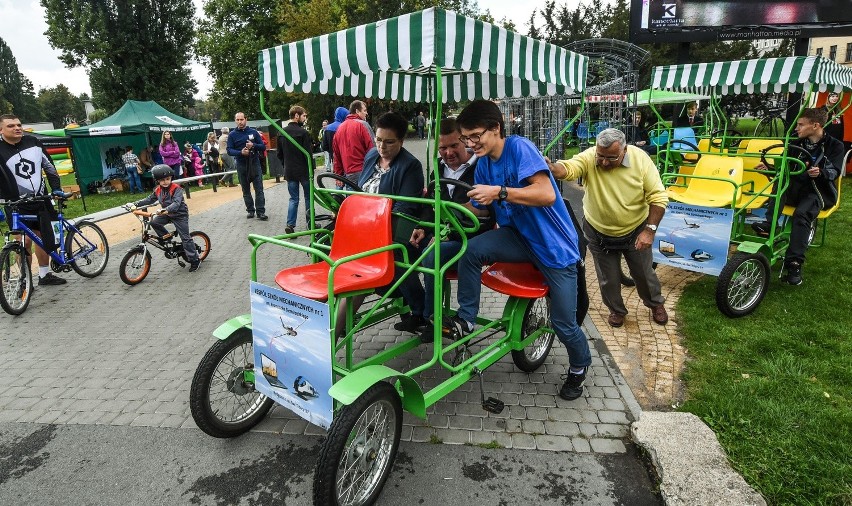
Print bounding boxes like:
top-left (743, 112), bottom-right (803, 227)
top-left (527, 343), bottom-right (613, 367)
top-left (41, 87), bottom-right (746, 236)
top-left (596, 128), bottom-right (626, 149)
top-left (220, 127), bottom-right (229, 134)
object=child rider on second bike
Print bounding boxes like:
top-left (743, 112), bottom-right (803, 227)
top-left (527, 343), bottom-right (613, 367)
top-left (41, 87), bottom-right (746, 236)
top-left (128, 164), bottom-right (201, 272)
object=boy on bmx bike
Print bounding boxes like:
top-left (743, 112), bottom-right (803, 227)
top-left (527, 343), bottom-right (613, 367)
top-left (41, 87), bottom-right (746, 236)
top-left (128, 164), bottom-right (201, 272)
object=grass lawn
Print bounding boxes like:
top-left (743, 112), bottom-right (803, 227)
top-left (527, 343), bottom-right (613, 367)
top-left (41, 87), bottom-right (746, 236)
top-left (677, 177), bottom-right (851, 505)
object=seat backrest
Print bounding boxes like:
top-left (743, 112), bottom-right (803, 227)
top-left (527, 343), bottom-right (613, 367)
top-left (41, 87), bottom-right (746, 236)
top-left (329, 194), bottom-right (394, 261)
top-left (741, 139), bottom-right (784, 170)
top-left (686, 154), bottom-right (744, 201)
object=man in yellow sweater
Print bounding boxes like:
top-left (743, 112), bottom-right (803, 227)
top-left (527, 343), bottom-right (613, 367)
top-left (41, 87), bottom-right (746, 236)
top-left (548, 128), bottom-right (669, 328)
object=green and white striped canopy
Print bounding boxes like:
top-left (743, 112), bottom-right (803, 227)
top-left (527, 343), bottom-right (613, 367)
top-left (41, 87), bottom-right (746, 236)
top-left (652, 56), bottom-right (852, 96)
top-left (258, 7), bottom-right (587, 103)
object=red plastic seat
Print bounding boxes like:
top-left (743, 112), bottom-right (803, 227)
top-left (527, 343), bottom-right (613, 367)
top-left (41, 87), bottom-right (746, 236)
top-left (275, 195), bottom-right (395, 301)
top-left (480, 262), bottom-right (548, 299)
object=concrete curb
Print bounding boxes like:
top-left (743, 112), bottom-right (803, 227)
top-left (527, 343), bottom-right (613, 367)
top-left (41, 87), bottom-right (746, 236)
top-left (585, 319), bottom-right (765, 506)
top-left (632, 411), bottom-right (766, 506)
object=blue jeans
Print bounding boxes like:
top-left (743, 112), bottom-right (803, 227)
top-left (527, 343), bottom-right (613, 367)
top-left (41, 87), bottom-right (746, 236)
top-left (126, 167), bottom-right (143, 193)
top-left (456, 227), bottom-right (591, 369)
top-left (236, 157), bottom-right (265, 215)
top-left (286, 178), bottom-right (310, 228)
top-left (421, 240), bottom-right (464, 320)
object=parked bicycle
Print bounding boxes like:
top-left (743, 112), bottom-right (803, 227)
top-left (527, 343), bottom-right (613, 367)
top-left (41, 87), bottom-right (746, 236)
top-left (118, 205), bottom-right (210, 285)
top-left (0, 193), bottom-right (109, 315)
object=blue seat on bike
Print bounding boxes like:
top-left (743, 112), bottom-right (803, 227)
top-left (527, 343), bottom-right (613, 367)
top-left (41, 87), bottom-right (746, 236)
top-left (275, 194), bottom-right (395, 301)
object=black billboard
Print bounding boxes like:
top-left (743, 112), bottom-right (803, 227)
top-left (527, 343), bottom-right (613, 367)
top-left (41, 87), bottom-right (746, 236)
top-left (630, 0), bottom-right (852, 43)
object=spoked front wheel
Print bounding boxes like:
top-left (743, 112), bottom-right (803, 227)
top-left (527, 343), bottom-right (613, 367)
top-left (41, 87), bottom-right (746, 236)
top-left (189, 328), bottom-right (274, 438)
top-left (0, 244), bottom-right (33, 316)
top-left (512, 296), bottom-right (555, 372)
top-left (66, 220), bottom-right (109, 277)
top-left (314, 382), bottom-right (402, 506)
top-left (119, 246), bottom-right (152, 285)
top-left (715, 252), bottom-right (770, 317)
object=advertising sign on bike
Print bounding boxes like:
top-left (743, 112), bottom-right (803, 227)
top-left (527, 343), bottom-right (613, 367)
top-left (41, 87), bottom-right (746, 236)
top-left (652, 203), bottom-right (734, 276)
top-left (249, 281), bottom-right (333, 429)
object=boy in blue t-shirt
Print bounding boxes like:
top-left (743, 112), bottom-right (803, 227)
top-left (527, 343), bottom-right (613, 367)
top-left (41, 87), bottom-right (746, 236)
top-left (453, 100), bottom-right (591, 401)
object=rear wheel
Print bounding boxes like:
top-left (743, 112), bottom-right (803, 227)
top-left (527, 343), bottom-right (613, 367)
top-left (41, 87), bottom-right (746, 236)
top-left (715, 252), bottom-right (770, 317)
top-left (0, 244), bottom-right (33, 316)
top-left (119, 246), bottom-right (152, 285)
top-left (66, 221), bottom-right (109, 277)
top-left (512, 297), bottom-right (555, 372)
top-left (314, 382), bottom-right (402, 506)
top-left (188, 231), bottom-right (211, 261)
top-left (189, 328), bottom-right (274, 438)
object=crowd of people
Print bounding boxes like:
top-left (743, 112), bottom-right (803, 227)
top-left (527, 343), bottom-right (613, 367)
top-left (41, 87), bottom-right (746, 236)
top-left (4, 90), bottom-right (846, 400)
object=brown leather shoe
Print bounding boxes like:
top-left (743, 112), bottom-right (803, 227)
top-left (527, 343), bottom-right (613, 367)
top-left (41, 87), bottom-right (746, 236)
top-left (608, 312), bottom-right (625, 328)
top-left (651, 305), bottom-right (669, 325)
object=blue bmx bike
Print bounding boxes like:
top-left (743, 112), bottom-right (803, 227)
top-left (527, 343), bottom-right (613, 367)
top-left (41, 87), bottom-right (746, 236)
top-left (0, 194), bottom-right (109, 315)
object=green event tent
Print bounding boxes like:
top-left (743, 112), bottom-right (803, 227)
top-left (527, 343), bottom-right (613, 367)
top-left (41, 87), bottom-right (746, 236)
top-left (66, 100), bottom-right (212, 192)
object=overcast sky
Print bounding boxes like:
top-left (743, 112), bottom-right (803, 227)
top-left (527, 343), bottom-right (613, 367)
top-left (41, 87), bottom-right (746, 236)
top-left (3, 0), bottom-right (555, 100)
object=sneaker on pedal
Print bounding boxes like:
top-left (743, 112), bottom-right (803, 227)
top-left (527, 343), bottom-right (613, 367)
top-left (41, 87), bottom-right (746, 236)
top-left (559, 367), bottom-right (587, 401)
top-left (447, 315), bottom-right (474, 338)
top-left (751, 221), bottom-right (771, 237)
top-left (38, 272), bottom-right (67, 286)
top-left (785, 261), bottom-right (802, 285)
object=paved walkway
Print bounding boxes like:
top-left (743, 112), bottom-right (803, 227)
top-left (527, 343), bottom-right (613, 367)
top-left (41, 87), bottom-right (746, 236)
top-left (0, 181), bottom-right (637, 457)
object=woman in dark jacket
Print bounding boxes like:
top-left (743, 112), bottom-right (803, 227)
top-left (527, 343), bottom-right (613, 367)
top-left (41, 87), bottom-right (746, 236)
top-left (335, 112), bottom-right (426, 336)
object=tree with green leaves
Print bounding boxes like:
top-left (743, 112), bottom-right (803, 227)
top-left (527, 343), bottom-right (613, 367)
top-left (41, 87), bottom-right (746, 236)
top-left (41, 0), bottom-right (198, 114)
top-left (0, 37), bottom-right (41, 121)
top-left (37, 85), bottom-right (85, 128)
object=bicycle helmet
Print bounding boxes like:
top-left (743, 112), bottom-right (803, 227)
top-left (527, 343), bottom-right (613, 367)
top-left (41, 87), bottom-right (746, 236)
top-left (151, 164), bottom-right (174, 181)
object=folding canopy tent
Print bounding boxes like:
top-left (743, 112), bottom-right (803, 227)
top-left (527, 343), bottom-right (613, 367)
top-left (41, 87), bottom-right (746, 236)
top-left (66, 100), bottom-right (212, 193)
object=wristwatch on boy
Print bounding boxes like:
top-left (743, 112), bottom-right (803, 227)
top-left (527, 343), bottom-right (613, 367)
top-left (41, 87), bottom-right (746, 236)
top-left (497, 185), bottom-right (508, 202)
top-left (645, 223), bottom-right (658, 233)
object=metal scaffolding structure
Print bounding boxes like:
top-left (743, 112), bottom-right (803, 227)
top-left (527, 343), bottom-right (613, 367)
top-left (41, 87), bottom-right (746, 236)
top-left (499, 38), bottom-right (650, 156)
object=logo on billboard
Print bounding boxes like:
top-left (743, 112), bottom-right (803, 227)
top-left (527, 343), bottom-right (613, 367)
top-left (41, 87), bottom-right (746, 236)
top-left (661, 3), bottom-right (676, 18)
top-left (14, 158), bottom-right (36, 179)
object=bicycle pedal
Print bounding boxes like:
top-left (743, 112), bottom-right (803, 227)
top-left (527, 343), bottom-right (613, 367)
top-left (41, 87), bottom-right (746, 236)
top-left (482, 397), bottom-right (505, 414)
top-left (177, 260), bottom-right (186, 268)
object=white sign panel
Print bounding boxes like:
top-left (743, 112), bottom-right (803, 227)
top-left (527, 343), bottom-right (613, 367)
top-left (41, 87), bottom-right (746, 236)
top-left (250, 281), bottom-right (333, 429)
top-left (652, 202), bottom-right (734, 276)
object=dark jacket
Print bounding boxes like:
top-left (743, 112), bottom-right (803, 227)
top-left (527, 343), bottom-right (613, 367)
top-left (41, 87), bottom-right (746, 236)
top-left (791, 133), bottom-right (845, 209)
top-left (358, 146), bottom-right (424, 216)
top-left (277, 121), bottom-right (313, 182)
top-left (419, 157), bottom-right (495, 241)
top-left (321, 107), bottom-right (349, 157)
top-left (226, 126), bottom-right (267, 160)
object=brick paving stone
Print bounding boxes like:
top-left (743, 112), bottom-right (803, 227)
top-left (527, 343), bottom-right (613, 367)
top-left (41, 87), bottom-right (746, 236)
top-left (579, 423), bottom-right (598, 438)
top-left (534, 434), bottom-right (573, 451)
top-left (521, 419), bottom-right (545, 434)
top-left (544, 421), bottom-right (581, 437)
top-left (304, 424), bottom-right (328, 436)
top-left (571, 437), bottom-right (592, 453)
top-left (425, 414), bottom-right (449, 429)
top-left (598, 410), bottom-right (630, 425)
top-left (448, 415), bottom-right (482, 431)
top-left (254, 417), bottom-right (287, 433)
top-left (282, 419), bottom-right (309, 435)
top-left (512, 433), bottom-right (536, 450)
top-left (524, 406), bottom-right (548, 420)
top-left (129, 413), bottom-right (171, 427)
top-left (595, 423), bottom-right (629, 438)
top-left (533, 395), bottom-right (557, 408)
top-left (434, 428), bottom-right (471, 445)
top-left (411, 426), bottom-right (437, 443)
top-left (589, 438), bottom-right (627, 454)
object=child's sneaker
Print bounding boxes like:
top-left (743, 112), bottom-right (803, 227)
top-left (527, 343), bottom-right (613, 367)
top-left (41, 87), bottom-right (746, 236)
top-left (189, 260), bottom-right (201, 273)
